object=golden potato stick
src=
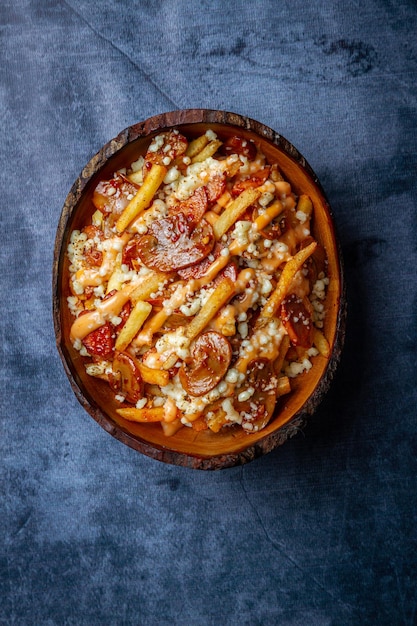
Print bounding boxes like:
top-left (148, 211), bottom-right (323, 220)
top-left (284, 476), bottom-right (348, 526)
top-left (130, 272), bottom-right (172, 304)
top-left (128, 169), bottom-right (143, 185)
top-left (198, 253), bottom-right (232, 287)
top-left (253, 200), bottom-right (284, 232)
top-left (224, 158), bottom-right (242, 178)
top-left (296, 194), bottom-right (313, 219)
top-left (185, 134), bottom-right (209, 158)
top-left (203, 210), bottom-right (219, 226)
top-left (213, 190), bottom-right (232, 213)
top-left (132, 282), bottom-right (189, 347)
top-left (196, 197), bottom-right (288, 289)
top-left (106, 272), bottom-right (121, 294)
top-left (185, 277), bottom-right (235, 341)
top-left (213, 188), bottom-right (261, 240)
top-left (91, 209), bottom-right (103, 228)
top-left (137, 361), bottom-right (170, 386)
top-left (313, 328), bottom-right (331, 358)
top-left (115, 300), bottom-right (152, 352)
top-left (70, 284), bottom-right (137, 342)
top-left (191, 139), bottom-right (223, 163)
top-left (273, 335), bottom-right (290, 375)
top-left (197, 241), bottom-right (250, 288)
top-left (115, 163), bottom-right (167, 233)
top-left (207, 410), bottom-right (228, 433)
top-left (73, 268), bottom-right (103, 289)
top-left (261, 241), bottom-right (317, 318)
top-left (116, 407), bottom-right (165, 422)
top-left (277, 376), bottom-right (291, 396)
top-left (234, 354), bottom-right (252, 376)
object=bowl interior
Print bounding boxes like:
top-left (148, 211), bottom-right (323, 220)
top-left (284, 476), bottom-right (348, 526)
top-left (53, 112), bottom-right (344, 468)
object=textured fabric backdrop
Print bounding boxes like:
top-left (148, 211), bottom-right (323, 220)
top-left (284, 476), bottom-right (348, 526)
top-left (1, 1), bottom-right (416, 624)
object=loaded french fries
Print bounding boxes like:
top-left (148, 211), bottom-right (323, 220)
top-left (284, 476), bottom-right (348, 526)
top-left (67, 128), bottom-right (330, 436)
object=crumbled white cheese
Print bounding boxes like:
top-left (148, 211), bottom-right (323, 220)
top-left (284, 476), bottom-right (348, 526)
top-left (221, 398), bottom-right (242, 424)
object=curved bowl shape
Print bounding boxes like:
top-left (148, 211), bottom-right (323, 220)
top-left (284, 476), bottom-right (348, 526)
top-left (53, 109), bottom-right (346, 469)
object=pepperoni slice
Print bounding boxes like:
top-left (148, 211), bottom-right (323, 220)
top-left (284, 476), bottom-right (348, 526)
top-left (122, 235), bottom-right (142, 269)
top-left (231, 167), bottom-right (271, 197)
top-left (82, 323), bottom-right (115, 359)
top-left (92, 174), bottom-right (139, 215)
top-left (177, 242), bottom-right (221, 280)
top-left (109, 352), bottom-right (143, 404)
top-left (136, 213), bottom-right (215, 272)
top-left (205, 173), bottom-right (226, 204)
top-left (179, 331), bottom-right (232, 397)
top-left (144, 130), bottom-right (188, 169)
top-left (280, 293), bottom-right (313, 348)
top-left (81, 225), bottom-right (104, 268)
top-left (222, 136), bottom-right (257, 160)
top-left (235, 358), bottom-right (278, 431)
top-left (171, 186), bottom-right (208, 227)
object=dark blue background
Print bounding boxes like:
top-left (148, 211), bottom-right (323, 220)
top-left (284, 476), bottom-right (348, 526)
top-left (1, 1), bottom-right (416, 624)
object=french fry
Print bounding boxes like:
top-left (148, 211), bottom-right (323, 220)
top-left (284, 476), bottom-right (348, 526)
top-left (116, 407), bottom-right (164, 422)
top-left (213, 190), bottom-right (232, 213)
top-left (203, 210), bottom-right (219, 226)
top-left (106, 266), bottom-right (123, 294)
top-left (137, 361), bottom-right (170, 386)
top-left (313, 328), bottom-right (331, 358)
top-left (224, 158), bottom-right (242, 178)
top-left (253, 200), bottom-right (284, 232)
top-left (296, 194), bottom-right (313, 219)
top-left (91, 209), bottom-right (103, 228)
top-left (128, 169), bottom-right (143, 185)
top-left (185, 134), bottom-right (209, 158)
top-left (206, 406), bottom-right (228, 433)
top-left (191, 139), bottom-right (222, 163)
top-left (115, 163), bottom-right (167, 233)
top-left (261, 241), bottom-right (317, 318)
top-left (68, 124), bottom-right (333, 438)
top-left (70, 285), bottom-right (137, 342)
top-left (130, 272), bottom-right (171, 304)
top-left (115, 300), bottom-right (152, 352)
top-left (185, 277), bottom-right (235, 340)
top-left (213, 187), bottom-right (261, 240)
top-left (273, 335), bottom-right (290, 375)
top-left (277, 376), bottom-right (291, 396)
top-left (133, 281), bottom-right (189, 347)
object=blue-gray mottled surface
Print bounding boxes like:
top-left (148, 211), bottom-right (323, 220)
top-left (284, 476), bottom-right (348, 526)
top-left (1, 1), bottom-right (416, 624)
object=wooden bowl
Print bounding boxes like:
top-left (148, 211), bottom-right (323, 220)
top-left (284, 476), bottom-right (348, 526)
top-left (53, 110), bottom-right (346, 470)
